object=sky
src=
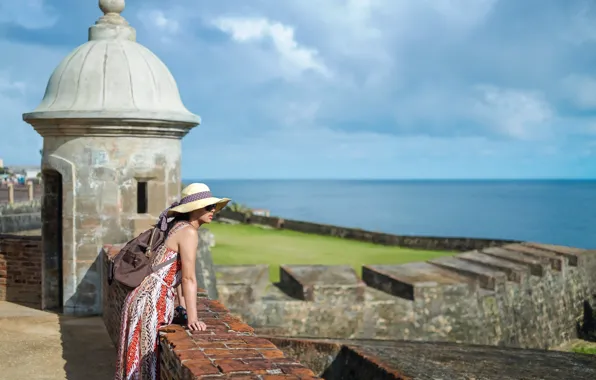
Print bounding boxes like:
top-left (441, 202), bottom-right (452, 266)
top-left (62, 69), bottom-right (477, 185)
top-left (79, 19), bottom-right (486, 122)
top-left (1, 0), bottom-right (596, 180)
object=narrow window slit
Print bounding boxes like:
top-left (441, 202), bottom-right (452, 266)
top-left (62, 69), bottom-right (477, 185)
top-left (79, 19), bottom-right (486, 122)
top-left (137, 181), bottom-right (148, 214)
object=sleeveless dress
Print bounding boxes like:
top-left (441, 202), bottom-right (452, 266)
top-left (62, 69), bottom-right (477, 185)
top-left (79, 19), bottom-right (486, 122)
top-left (114, 221), bottom-right (190, 380)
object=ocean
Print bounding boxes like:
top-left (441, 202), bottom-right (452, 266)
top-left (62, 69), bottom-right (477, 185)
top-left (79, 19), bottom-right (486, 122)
top-left (189, 180), bottom-right (596, 249)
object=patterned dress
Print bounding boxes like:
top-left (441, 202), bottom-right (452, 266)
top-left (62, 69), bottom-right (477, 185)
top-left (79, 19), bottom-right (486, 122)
top-left (114, 221), bottom-right (190, 380)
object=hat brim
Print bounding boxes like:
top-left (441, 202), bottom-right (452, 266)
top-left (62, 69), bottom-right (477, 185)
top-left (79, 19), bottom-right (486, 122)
top-left (167, 197), bottom-right (231, 216)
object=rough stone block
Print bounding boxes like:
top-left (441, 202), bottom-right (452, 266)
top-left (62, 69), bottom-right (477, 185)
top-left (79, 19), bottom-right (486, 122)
top-left (362, 262), bottom-right (472, 300)
top-left (502, 243), bottom-right (566, 271)
top-left (482, 247), bottom-right (547, 277)
top-left (429, 256), bottom-right (508, 290)
top-left (458, 251), bottom-right (530, 283)
top-left (279, 265), bottom-right (365, 303)
top-left (522, 242), bottom-right (587, 266)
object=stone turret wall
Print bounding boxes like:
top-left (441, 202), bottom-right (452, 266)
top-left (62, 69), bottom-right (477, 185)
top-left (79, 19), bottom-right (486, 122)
top-left (215, 242), bottom-right (596, 350)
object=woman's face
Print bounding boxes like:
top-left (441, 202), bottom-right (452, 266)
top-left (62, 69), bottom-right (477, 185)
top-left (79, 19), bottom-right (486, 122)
top-left (191, 204), bottom-right (217, 225)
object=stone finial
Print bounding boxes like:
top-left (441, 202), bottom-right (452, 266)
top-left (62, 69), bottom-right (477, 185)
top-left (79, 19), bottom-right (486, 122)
top-left (99, 0), bottom-right (125, 15)
top-left (89, 0), bottom-right (136, 41)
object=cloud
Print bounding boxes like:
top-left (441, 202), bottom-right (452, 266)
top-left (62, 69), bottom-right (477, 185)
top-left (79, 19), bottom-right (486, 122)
top-left (470, 85), bottom-right (554, 140)
top-left (212, 16), bottom-right (331, 79)
top-left (0, 0), bottom-right (58, 29)
top-left (137, 9), bottom-right (180, 36)
top-left (1, 0), bottom-right (595, 178)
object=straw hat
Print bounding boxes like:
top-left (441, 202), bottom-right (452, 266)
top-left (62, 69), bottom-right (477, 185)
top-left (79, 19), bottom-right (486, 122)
top-left (167, 183), bottom-right (230, 216)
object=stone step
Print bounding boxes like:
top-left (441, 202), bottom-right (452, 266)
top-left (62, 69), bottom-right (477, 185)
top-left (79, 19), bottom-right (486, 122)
top-left (501, 244), bottom-right (565, 271)
top-left (428, 256), bottom-right (508, 290)
top-left (481, 247), bottom-right (547, 277)
top-left (362, 262), bottom-right (473, 301)
top-left (522, 242), bottom-right (587, 266)
top-left (458, 251), bottom-right (530, 283)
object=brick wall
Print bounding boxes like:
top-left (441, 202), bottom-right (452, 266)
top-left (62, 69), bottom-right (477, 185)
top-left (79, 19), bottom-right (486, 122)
top-left (0, 234), bottom-right (42, 307)
top-left (159, 297), bottom-right (320, 379)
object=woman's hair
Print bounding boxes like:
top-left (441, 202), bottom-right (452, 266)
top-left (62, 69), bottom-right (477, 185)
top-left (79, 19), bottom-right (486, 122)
top-left (166, 212), bottom-right (191, 233)
top-left (172, 212), bottom-right (191, 222)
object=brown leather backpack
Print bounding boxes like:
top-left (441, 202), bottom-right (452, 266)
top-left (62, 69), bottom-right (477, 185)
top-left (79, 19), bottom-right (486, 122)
top-left (107, 227), bottom-right (171, 289)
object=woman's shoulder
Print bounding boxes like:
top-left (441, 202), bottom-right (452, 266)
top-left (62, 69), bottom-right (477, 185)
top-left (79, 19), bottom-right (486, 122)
top-left (170, 222), bottom-right (198, 238)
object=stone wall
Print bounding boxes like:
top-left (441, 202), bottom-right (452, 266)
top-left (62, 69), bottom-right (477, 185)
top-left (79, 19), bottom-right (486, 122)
top-left (101, 243), bottom-right (320, 379)
top-left (0, 234), bottom-right (42, 307)
top-left (216, 209), bottom-right (518, 251)
top-left (215, 242), bottom-right (596, 350)
top-left (0, 201), bottom-right (42, 234)
top-left (267, 337), bottom-right (596, 379)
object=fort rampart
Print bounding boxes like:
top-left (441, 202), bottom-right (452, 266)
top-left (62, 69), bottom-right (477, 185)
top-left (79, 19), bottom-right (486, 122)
top-left (215, 209), bottom-right (519, 251)
top-left (215, 242), bottom-right (596, 350)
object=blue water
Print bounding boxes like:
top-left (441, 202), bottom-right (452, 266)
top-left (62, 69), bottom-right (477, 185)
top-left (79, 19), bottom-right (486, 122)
top-left (188, 180), bottom-right (596, 249)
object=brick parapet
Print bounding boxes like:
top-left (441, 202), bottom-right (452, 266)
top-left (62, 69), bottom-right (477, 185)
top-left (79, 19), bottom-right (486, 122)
top-left (159, 295), bottom-right (320, 379)
top-left (0, 234), bottom-right (42, 307)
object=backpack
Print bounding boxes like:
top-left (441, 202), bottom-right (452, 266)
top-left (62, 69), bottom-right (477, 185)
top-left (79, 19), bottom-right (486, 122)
top-left (107, 226), bottom-right (172, 289)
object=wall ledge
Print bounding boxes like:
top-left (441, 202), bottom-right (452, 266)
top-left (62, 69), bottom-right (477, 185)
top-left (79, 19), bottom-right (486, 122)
top-left (158, 292), bottom-right (320, 379)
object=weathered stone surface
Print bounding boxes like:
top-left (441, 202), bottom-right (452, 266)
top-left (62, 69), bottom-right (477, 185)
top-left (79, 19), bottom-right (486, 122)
top-left (482, 246), bottom-right (547, 276)
top-left (503, 243), bottom-right (566, 271)
top-left (218, 244), bottom-right (596, 350)
top-left (196, 229), bottom-right (218, 300)
top-left (428, 256), bottom-right (508, 290)
top-left (279, 265), bottom-right (365, 303)
top-left (269, 337), bottom-right (596, 380)
top-left (0, 213), bottom-right (42, 234)
top-left (458, 250), bottom-right (530, 283)
top-left (362, 262), bottom-right (473, 300)
top-left (215, 264), bottom-right (271, 308)
top-left (523, 242), bottom-right (588, 266)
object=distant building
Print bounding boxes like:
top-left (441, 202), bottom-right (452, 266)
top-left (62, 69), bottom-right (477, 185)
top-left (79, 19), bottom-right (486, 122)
top-left (0, 158), bottom-right (3, 168)
top-left (252, 208), bottom-right (271, 217)
top-left (9, 165), bottom-right (41, 180)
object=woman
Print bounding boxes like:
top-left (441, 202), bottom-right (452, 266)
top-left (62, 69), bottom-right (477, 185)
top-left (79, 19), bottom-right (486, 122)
top-left (114, 183), bottom-right (230, 380)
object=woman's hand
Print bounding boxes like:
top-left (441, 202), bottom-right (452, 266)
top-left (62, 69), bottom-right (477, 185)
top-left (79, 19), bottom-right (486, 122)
top-left (187, 317), bottom-right (207, 331)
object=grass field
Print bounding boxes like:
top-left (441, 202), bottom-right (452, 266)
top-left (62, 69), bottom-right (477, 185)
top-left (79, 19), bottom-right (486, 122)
top-left (207, 222), bottom-right (454, 282)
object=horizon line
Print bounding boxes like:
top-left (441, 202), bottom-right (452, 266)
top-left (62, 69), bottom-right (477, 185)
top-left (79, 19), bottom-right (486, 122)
top-left (182, 177), bottom-right (596, 181)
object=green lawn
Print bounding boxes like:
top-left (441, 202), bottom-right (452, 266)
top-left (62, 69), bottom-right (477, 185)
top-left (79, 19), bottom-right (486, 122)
top-left (207, 222), bottom-right (454, 282)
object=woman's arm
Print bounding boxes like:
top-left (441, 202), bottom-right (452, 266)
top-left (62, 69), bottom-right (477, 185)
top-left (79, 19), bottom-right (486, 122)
top-left (177, 228), bottom-right (206, 331)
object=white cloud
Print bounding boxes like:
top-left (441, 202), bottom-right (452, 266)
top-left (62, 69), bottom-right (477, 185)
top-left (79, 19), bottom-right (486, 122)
top-left (213, 17), bottom-right (331, 79)
top-left (0, 0), bottom-right (57, 29)
top-left (139, 9), bottom-right (180, 35)
top-left (470, 85), bottom-right (554, 140)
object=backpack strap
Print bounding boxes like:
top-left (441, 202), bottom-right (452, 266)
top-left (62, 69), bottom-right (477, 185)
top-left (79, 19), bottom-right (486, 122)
top-left (146, 228), bottom-right (159, 259)
top-left (152, 257), bottom-right (177, 273)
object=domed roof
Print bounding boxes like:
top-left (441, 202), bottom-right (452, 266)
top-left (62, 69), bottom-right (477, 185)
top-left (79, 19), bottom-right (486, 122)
top-left (23, 0), bottom-right (200, 132)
